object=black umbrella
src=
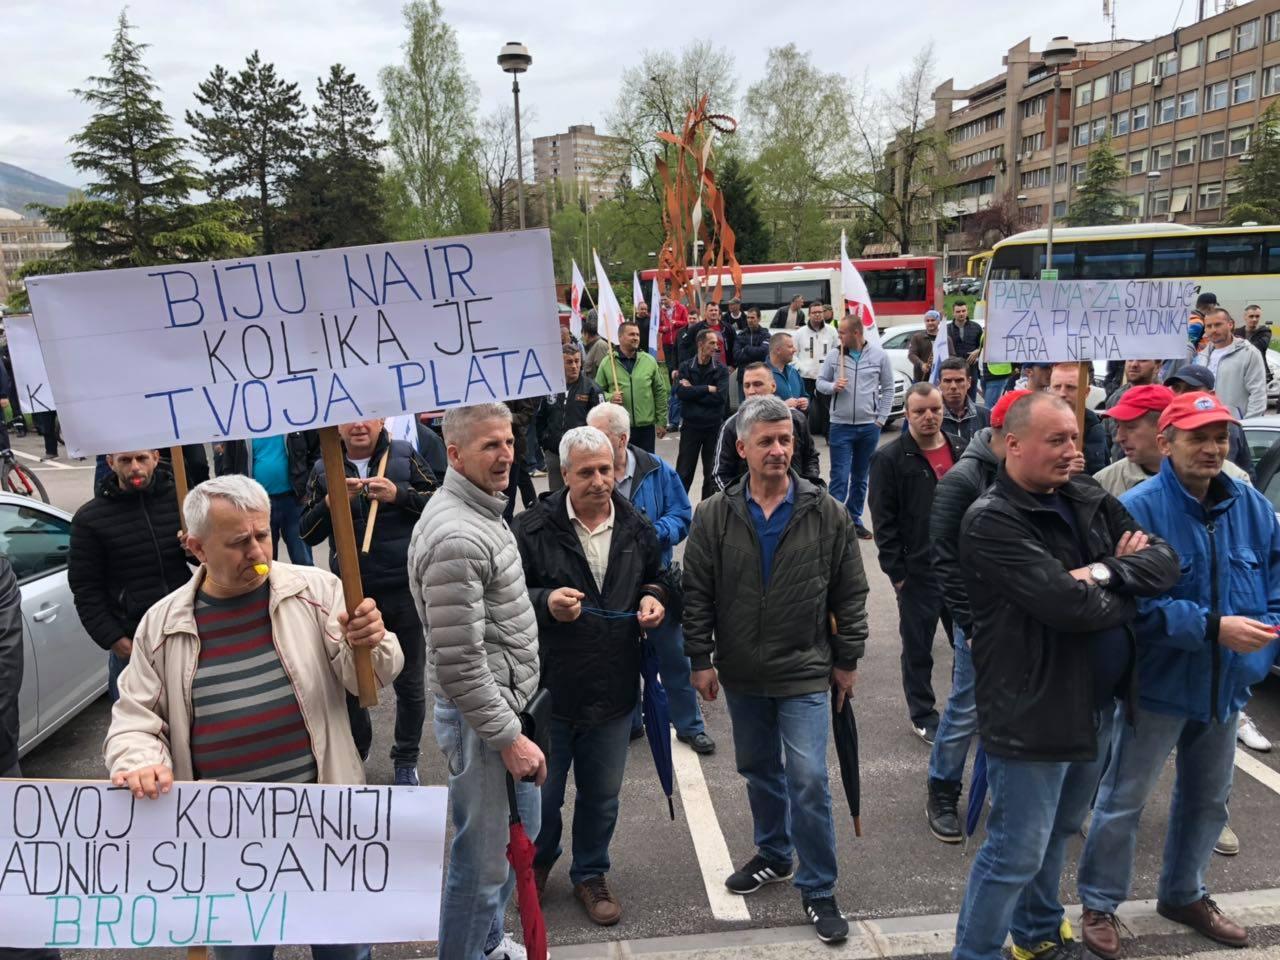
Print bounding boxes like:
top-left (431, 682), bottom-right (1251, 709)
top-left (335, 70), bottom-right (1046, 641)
top-left (639, 633), bottom-right (676, 820)
top-left (830, 684), bottom-right (863, 837)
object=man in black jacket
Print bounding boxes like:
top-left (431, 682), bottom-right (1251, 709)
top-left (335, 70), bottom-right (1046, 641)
top-left (513, 426), bottom-right (666, 927)
top-left (538, 343), bottom-right (603, 491)
top-left (220, 431), bottom-right (320, 564)
top-left (301, 418), bottom-right (437, 784)
top-left (732, 307), bottom-right (771, 393)
top-left (938, 357), bottom-right (991, 450)
top-left (1049, 363), bottom-right (1108, 474)
top-left (684, 396), bottom-right (868, 944)
top-left (945, 302), bottom-right (983, 400)
top-left (923, 390), bottom-right (1030, 844)
top-left (675, 327), bottom-right (731, 500)
top-left (69, 450), bottom-right (193, 702)
top-left (714, 362), bottom-right (820, 490)
top-left (951, 392), bottom-right (1179, 960)
top-left (869, 383), bottom-right (963, 743)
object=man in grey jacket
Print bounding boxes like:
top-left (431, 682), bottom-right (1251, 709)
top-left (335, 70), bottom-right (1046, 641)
top-left (1195, 308), bottom-right (1267, 420)
top-left (408, 401), bottom-right (547, 960)
top-left (816, 316), bottom-right (894, 539)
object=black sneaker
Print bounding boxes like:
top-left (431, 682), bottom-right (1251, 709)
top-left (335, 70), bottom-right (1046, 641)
top-left (725, 854), bottom-right (794, 894)
top-left (803, 895), bottom-right (849, 943)
top-left (912, 720), bottom-right (938, 745)
top-left (926, 777), bottom-right (962, 843)
top-left (854, 523), bottom-right (873, 541)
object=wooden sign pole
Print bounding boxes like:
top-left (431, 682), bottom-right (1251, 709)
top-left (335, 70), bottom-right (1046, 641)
top-left (360, 448), bottom-right (392, 555)
top-left (319, 427), bottom-right (379, 708)
top-left (169, 446), bottom-right (189, 532)
top-left (1074, 362), bottom-right (1089, 439)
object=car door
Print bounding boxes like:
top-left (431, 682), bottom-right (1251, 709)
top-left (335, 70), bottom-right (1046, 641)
top-left (17, 608), bottom-right (36, 756)
top-left (0, 500), bottom-right (104, 739)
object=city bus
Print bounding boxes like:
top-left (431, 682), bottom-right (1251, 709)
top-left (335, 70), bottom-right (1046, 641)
top-left (979, 223), bottom-right (1280, 321)
top-left (966, 251), bottom-right (992, 279)
top-left (640, 256), bottom-right (943, 331)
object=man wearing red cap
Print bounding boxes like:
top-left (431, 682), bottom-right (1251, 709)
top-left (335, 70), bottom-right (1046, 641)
top-left (1077, 391), bottom-right (1280, 959)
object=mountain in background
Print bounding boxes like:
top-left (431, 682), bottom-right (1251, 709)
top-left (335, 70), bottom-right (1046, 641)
top-left (0, 162), bottom-right (78, 215)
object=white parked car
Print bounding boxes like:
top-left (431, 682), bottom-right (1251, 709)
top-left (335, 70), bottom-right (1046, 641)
top-left (1, 492), bottom-right (107, 757)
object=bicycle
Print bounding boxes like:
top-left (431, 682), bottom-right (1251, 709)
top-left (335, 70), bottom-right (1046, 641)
top-left (0, 450), bottom-right (49, 503)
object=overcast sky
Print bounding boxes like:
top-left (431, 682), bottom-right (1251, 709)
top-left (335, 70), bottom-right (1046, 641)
top-left (5, 0), bottom-right (1205, 188)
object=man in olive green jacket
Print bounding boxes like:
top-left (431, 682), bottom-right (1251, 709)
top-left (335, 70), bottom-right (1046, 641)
top-left (595, 320), bottom-right (670, 453)
top-left (682, 395), bottom-right (869, 944)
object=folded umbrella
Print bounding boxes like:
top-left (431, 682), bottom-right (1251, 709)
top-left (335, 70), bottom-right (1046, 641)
top-left (505, 773), bottom-right (548, 960)
top-left (639, 633), bottom-right (676, 820)
top-left (830, 684), bottom-right (863, 837)
top-left (965, 744), bottom-right (989, 841)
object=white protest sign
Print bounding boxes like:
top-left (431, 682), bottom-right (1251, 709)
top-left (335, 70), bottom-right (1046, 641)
top-left (24, 230), bottom-right (562, 457)
top-left (984, 278), bottom-right (1194, 364)
top-left (3, 314), bottom-right (55, 413)
top-left (0, 780), bottom-right (447, 949)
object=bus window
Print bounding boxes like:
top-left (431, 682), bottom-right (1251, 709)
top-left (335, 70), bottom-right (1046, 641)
top-left (1204, 234), bottom-right (1263, 275)
top-left (862, 269), bottom-right (925, 302)
top-left (1150, 238), bottom-right (1202, 278)
top-left (1037, 245), bottom-right (1078, 279)
top-left (1078, 240), bottom-right (1149, 279)
top-left (775, 280), bottom-right (831, 307)
top-left (989, 245), bottom-right (1035, 280)
top-left (1265, 235), bottom-right (1280, 273)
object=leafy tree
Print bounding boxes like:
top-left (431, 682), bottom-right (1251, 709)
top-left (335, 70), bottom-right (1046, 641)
top-left (9, 12), bottom-right (250, 310)
top-left (379, 0), bottom-right (488, 238)
top-left (717, 154), bottom-right (770, 263)
top-left (1066, 135), bottom-right (1127, 226)
top-left (279, 64), bottom-right (387, 250)
top-left (476, 104), bottom-right (532, 231)
top-left (1225, 102), bottom-right (1280, 225)
top-left (187, 52), bottom-right (308, 254)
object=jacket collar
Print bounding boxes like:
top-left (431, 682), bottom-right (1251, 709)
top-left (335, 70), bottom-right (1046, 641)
top-left (629, 444), bottom-right (660, 491)
top-left (161, 563), bottom-right (312, 639)
top-left (994, 462), bottom-right (1108, 512)
top-left (443, 468), bottom-right (508, 520)
top-left (899, 427), bottom-right (963, 463)
top-left (724, 469), bottom-right (822, 521)
top-left (944, 398), bottom-right (977, 423)
top-left (960, 428), bottom-right (999, 467)
top-left (1155, 456), bottom-right (1240, 519)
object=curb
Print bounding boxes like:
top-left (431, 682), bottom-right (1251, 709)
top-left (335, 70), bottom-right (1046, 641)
top-left (549, 887), bottom-right (1280, 959)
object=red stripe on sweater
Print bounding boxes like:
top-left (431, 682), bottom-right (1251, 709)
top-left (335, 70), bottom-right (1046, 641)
top-left (195, 736), bottom-right (313, 773)
top-left (191, 701), bottom-right (300, 737)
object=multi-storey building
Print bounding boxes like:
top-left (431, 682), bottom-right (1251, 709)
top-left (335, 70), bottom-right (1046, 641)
top-left (532, 124), bottom-right (626, 210)
top-left (0, 208), bottom-right (69, 303)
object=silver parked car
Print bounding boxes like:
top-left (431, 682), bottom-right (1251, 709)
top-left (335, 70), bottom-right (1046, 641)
top-left (1, 492), bottom-right (107, 757)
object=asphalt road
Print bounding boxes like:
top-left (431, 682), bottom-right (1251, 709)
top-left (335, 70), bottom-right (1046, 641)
top-left (14, 426), bottom-right (1280, 958)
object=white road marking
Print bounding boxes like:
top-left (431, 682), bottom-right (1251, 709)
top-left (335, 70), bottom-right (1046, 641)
top-left (1234, 747), bottom-right (1280, 795)
top-left (9, 450), bottom-right (88, 471)
top-left (669, 729), bottom-right (752, 921)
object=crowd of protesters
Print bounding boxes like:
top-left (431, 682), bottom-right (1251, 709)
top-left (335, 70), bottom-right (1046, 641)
top-left (2, 287), bottom-right (1267, 960)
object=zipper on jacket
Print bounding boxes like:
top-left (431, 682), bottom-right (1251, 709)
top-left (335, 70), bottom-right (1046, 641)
top-left (1207, 518), bottom-right (1221, 720)
top-left (140, 496), bottom-right (171, 592)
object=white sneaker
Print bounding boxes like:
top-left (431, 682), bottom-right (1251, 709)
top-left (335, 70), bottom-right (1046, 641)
top-left (484, 934), bottom-right (529, 960)
top-left (1238, 712), bottom-right (1272, 752)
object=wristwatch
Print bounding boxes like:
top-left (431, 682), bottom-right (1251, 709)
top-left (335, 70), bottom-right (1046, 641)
top-left (1088, 562), bottom-right (1112, 587)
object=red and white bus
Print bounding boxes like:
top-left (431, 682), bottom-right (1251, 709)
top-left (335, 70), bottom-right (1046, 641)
top-left (640, 256), bottom-right (943, 331)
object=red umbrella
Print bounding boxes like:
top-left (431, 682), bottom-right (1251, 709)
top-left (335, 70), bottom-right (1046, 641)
top-left (505, 773), bottom-right (548, 960)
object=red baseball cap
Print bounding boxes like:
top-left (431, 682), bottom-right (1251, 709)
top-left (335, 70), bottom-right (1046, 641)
top-left (1101, 384), bottom-right (1175, 422)
top-left (1156, 391), bottom-right (1240, 433)
top-left (990, 389), bottom-right (1033, 429)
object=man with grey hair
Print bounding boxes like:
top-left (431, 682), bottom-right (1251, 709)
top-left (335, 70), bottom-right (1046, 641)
top-left (105, 474), bottom-right (402, 960)
top-left (513, 425), bottom-right (666, 925)
top-left (684, 395), bottom-right (869, 944)
top-left (407, 401), bottom-right (546, 960)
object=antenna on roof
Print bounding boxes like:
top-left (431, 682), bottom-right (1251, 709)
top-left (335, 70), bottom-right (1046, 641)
top-left (1102, 0), bottom-right (1118, 41)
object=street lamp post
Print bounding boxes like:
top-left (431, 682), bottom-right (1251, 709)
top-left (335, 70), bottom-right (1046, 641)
top-left (1145, 170), bottom-right (1162, 221)
top-left (1042, 36), bottom-right (1077, 278)
top-left (498, 42), bottom-right (532, 230)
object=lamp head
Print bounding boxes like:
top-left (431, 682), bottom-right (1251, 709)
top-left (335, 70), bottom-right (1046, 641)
top-left (498, 41), bottom-right (532, 74)
top-left (1043, 36), bottom-right (1078, 69)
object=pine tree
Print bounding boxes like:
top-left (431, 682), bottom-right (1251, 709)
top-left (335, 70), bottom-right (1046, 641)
top-left (9, 12), bottom-right (250, 309)
top-left (1225, 102), bottom-right (1280, 225)
top-left (717, 155), bottom-right (770, 264)
top-left (1065, 135), bottom-right (1128, 227)
top-left (187, 52), bottom-right (308, 254)
top-left (279, 64), bottom-right (387, 250)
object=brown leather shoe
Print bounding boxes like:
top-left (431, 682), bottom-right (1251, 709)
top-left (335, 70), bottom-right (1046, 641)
top-left (1156, 895), bottom-right (1248, 947)
top-left (1081, 908), bottom-right (1122, 960)
top-left (574, 875), bottom-right (622, 926)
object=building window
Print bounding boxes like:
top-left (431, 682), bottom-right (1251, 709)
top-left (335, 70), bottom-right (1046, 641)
top-left (1093, 76), bottom-right (1110, 100)
top-left (1131, 193), bottom-right (1147, 217)
top-left (1020, 167), bottom-right (1051, 189)
top-left (1021, 94), bottom-right (1047, 118)
top-left (1171, 186), bottom-right (1193, 214)
top-left (1129, 150), bottom-right (1148, 174)
top-left (1151, 189), bottom-right (1171, 215)
top-left (1156, 50), bottom-right (1178, 77)
top-left (1156, 96), bottom-right (1176, 124)
top-left (1268, 11), bottom-right (1280, 44)
top-left (1074, 122), bottom-right (1091, 147)
top-left (1054, 199), bottom-right (1068, 218)
top-left (1236, 19), bottom-right (1259, 53)
top-left (1076, 84), bottom-right (1093, 107)
top-left (1204, 80), bottom-right (1228, 111)
top-left (1112, 111), bottom-right (1130, 136)
top-left (1132, 103), bottom-right (1150, 131)
top-left (1180, 40), bottom-right (1202, 71)
top-left (1227, 178), bottom-right (1244, 199)
top-left (1055, 161), bottom-right (1068, 183)
top-left (1072, 162), bottom-right (1088, 183)
top-left (1233, 73), bottom-right (1255, 104)
top-left (1266, 65), bottom-right (1280, 96)
top-left (1092, 117), bottom-right (1107, 142)
top-left (1151, 143), bottom-right (1173, 170)
top-left (1175, 138), bottom-right (1197, 166)
top-left (1229, 125), bottom-right (1252, 156)
top-left (1207, 29), bottom-right (1231, 61)
top-left (1202, 130), bottom-right (1227, 160)
top-left (1135, 58), bottom-right (1153, 85)
top-left (1178, 90), bottom-right (1198, 119)
top-left (1020, 132), bottom-right (1045, 154)
top-left (1115, 65), bottom-right (1133, 92)
top-left (1199, 181), bottom-right (1224, 210)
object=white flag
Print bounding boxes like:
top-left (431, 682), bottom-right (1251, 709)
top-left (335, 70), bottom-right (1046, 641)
top-left (570, 260), bottom-right (586, 338)
top-left (841, 230), bottom-right (880, 347)
top-left (633, 271), bottom-right (645, 311)
top-left (929, 314), bottom-right (950, 384)
top-left (385, 414), bottom-right (419, 448)
top-left (648, 273), bottom-right (661, 354)
top-left (593, 251), bottom-right (625, 346)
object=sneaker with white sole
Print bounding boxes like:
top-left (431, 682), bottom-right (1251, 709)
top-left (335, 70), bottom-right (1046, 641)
top-left (803, 895), bottom-right (849, 943)
top-left (484, 933), bottom-right (528, 960)
top-left (725, 854), bottom-right (794, 894)
top-left (1238, 712), bottom-right (1272, 752)
top-left (1215, 822), bottom-right (1240, 856)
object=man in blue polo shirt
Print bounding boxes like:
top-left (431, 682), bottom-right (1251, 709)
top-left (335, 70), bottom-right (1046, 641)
top-left (767, 333), bottom-right (808, 413)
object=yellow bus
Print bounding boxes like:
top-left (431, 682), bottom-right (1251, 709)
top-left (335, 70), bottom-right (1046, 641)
top-left (966, 251), bottom-right (992, 279)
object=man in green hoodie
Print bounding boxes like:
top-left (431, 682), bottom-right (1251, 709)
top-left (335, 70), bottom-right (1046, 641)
top-left (595, 321), bottom-right (671, 453)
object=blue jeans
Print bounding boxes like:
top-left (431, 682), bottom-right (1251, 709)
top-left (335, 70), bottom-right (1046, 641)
top-left (433, 696), bottom-right (541, 960)
top-left (725, 689), bottom-right (838, 898)
top-left (929, 626), bottom-right (978, 784)
top-left (629, 618), bottom-right (705, 737)
top-left (1078, 704), bottom-right (1238, 913)
top-left (107, 651), bottom-right (128, 703)
top-left (214, 947), bottom-right (369, 960)
top-left (525, 419), bottom-right (545, 471)
top-left (982, 376), bottom-right (1011, 410)
top-left (953, 707), bottom-right (1118, 960)
top-left (536, 711), bottom-right (633, 884)
top-left (269, 493), bottom-right (313, 565)
top-left (827, 422), bottom-right (880, 525)
top-left (666, 356), bottom-right (682, 427)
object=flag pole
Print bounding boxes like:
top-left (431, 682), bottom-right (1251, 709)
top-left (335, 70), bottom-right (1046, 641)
top-left (595, 248), bottom-right (621, 393)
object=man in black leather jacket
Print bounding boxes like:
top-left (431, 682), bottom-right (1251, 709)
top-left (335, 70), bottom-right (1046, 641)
top-left (951, 392), bottom-right (1179, 960)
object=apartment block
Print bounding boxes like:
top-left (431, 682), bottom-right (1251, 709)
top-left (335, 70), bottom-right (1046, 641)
top-left (532, 124), bottom-right (626, 210)
top-left (0, 207), bottom-right (69, 301)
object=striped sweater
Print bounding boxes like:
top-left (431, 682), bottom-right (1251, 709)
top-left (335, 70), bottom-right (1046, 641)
top-left (189, 583), bottom-right (318, 783)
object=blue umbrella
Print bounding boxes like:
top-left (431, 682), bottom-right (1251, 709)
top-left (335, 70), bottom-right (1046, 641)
top-left (639, 634), bottom-right (676, 820)
top-left (965, 744), bottom-right (989, 840)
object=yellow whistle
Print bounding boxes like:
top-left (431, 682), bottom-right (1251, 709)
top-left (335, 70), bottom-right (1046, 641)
top-left (253, 563), bottom-right (270, 576)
